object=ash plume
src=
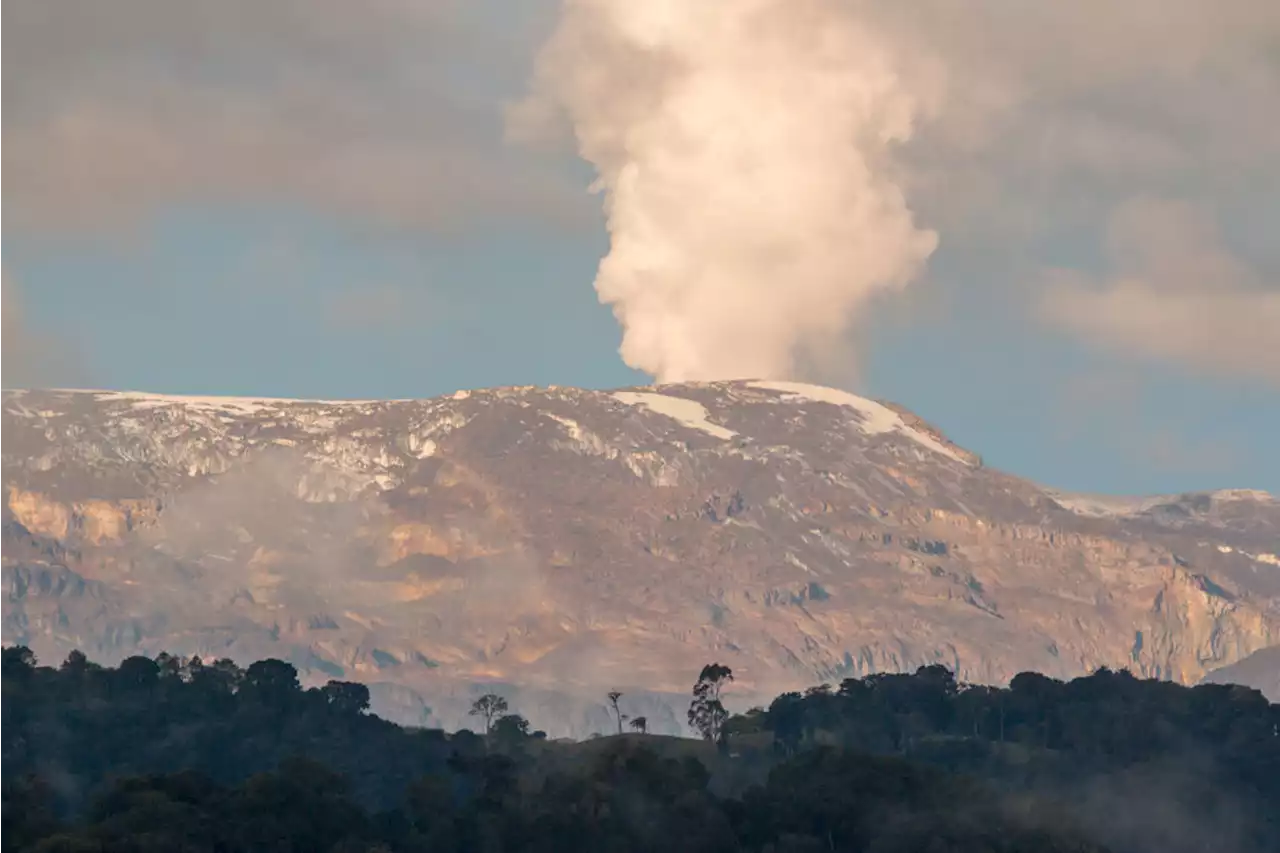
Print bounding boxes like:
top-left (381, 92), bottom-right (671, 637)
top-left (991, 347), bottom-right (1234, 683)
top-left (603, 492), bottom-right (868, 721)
top-left (512, 0), bottom-right (941, 383)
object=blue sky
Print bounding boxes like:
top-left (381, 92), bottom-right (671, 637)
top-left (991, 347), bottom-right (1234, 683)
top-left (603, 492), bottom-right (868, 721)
top-left (4, 0), bottom-right (1278, 497)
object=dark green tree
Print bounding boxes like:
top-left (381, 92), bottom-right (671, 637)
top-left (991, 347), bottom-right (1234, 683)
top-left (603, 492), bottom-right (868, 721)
top-left (241, 658), bottom-right (301, 707)
top-left (321, 680), bottom-right (372, 716)
top-left (115, 655), bottom-right (161, 693)
top-left (491, 714), bottom-right (532, 751)
top-left (1, 645), bottom-right (36, 681)
top-left (689, 663), bottom-right (733, 744)
top-left (469, 693), bottom-right (509, 735)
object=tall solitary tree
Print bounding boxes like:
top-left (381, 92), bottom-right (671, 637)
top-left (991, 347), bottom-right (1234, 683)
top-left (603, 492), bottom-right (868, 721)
top-left (607, 690), bottom-right (627, 735)
top-left (469, 693), bottom-right (509, 735)
top-left (688, 663), bottom-right (734, 743)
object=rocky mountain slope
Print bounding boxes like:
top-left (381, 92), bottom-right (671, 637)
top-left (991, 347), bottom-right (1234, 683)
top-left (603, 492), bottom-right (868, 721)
top-left (4, 382), bottom-right (1278, 733)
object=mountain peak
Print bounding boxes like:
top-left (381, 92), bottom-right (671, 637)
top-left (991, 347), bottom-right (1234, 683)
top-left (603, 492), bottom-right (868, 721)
top-left (7, 380), bottom-right (982, 468)
top-left (4, 382), bottom-right (1278, 734)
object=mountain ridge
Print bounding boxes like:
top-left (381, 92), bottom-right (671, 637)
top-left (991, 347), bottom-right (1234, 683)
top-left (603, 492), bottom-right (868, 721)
top-left (4, 381), bottom-right (1278, 733)
top-left (18, 384), bottom-right (1275, 508)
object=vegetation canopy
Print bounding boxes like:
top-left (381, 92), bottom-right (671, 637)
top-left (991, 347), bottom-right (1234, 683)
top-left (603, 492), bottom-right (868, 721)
top-left (3, 646), bottom-right (1278, 852)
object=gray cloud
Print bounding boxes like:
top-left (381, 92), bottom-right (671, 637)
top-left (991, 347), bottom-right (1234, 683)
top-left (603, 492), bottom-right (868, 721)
top-left (869, 1), bottom-right (1280, 235)
top-left (1041, 198), bottom-right (1280, 385)
top-left (2, 0), bottom-right (593, 236)
top-left (905, 2), bottom-right (1280, 384)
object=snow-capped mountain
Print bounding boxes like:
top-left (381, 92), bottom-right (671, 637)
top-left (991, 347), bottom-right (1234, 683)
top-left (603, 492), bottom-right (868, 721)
top-left (4, 382), bottom-right (1278, 734)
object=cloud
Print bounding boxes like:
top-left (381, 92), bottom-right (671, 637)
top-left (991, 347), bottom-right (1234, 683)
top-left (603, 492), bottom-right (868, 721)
top-left (514, 0), bottom-right (1280, 383)
top-left (511, 0), bottom-right (944, 383)
top-left (7, 1), bottom-right (1279, 389)
top-left (865, 1), bottom-right (1280, 236)
top-left (1042, 198), bottom-right (1280, 385)
top-left (2, 0), bottom-right (594, 236)
top-left (2, 276), bottom-right (93, 390)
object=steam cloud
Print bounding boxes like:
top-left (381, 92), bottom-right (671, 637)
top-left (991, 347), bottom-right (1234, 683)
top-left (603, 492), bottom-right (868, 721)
top-left (516, 0), bottom-right (1280, 388)
top-left (513, 0), bottom-right (943, 383)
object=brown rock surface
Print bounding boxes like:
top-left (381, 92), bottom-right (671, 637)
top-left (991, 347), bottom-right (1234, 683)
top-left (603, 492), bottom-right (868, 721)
top-left (3, 383), bottom-right (1278, 732)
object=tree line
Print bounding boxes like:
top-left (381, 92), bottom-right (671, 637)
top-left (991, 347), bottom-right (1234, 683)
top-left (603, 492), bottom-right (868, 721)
top-left (3, 646), bottom-right (1278, 852)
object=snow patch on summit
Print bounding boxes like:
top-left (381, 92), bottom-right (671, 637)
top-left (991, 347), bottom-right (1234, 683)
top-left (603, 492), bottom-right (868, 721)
top-left (54, 389), bottom-right (396, 417)
top-left (1048, 488), bottom-right (1276, 518)
top-left (1211, 489), bottom-right (1275, 503)
top-left (611, 391), bottom-right (737, 441)
top-left (748, 381), bottom-right (969, 464)
top-left (1045, 493), bottom-right (1164, 517)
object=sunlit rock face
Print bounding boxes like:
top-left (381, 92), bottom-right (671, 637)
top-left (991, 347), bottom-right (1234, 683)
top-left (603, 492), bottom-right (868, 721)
top-left (4, 383), bottom-right (1279, 733)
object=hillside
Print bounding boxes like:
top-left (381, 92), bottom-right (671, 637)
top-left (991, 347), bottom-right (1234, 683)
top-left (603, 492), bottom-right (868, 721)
top-left (5, 649), bottom-right (1278, 852)
top-left (4, 382), bottom-right (1279, 733)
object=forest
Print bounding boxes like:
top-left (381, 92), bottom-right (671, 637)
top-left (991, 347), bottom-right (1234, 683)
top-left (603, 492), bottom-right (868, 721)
top-left (3, 646), bottom-right (1278, 852)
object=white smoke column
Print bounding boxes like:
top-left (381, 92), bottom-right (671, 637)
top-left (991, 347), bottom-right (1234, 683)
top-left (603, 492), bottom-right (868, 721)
top-left (513, 0), bottom-right (943, 382)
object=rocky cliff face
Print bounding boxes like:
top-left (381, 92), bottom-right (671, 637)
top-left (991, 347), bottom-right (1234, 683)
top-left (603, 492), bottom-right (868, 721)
top-left (4, 382), bottom-right (1279, 732)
